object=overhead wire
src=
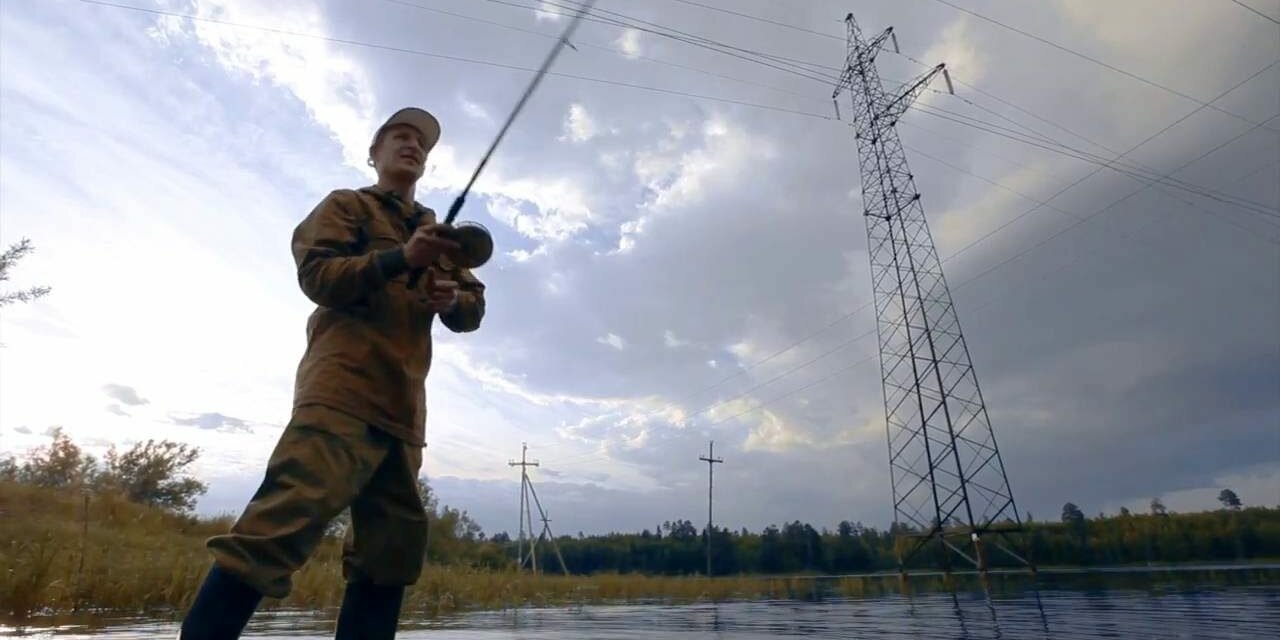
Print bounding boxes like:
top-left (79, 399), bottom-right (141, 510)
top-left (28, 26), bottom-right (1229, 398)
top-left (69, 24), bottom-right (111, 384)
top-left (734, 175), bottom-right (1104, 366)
top-left (909, 101), bottom-right (1280, 219)
top-left (378, 0), bottom-right (845, 104)
top-left (1231, 0), bottom-right (1280, 25)
top-left (496, 0), bottom-right (1280, 453)
top-left (607, 62), bottom-right (1280, 431)
top-left (904, 139), bottom-right (1280, 248)
top-left (506, 0), bottom-right (1278, 217)
top-left (648, 2), bottom-right (1278, 216)
top-left (76, 0), bottom-right (833, 119)
top-left (702, 147), bottom-right (1280, 433)
top-left (925, 0), bottom-right (1280, 133)
top-left (665, 0), bottom-right (845, 42)
top-left (484, 0), bottom-right (844, 84)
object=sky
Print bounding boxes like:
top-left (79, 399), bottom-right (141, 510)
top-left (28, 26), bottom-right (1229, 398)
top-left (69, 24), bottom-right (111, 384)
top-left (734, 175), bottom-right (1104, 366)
top-left (1, 0), bottom-right (1277, 539)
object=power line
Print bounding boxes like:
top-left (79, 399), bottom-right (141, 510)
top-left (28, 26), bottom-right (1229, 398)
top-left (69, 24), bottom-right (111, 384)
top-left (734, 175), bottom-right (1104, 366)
top-left (665, 0), bottom-right (844, 41)
top-left (1231, 0), bottom-right (1280, 25)
top-left (572, 0), bottom-right (1280, 217)
top-left (926, 0), bottom-right (1280, 133)
top-left (378, 0), bottom-right (831, 103)
top-left (77, 0), bottom-right (833, 120)
top-left (620, 105), bottom-right (1278, 433)
top-left (865, 42), bottom-right (1276, 225)
top-left (656, 103), bottom-right (1280, 431)
top-left (909, 103), bottom-right (1280, 219)
top-left (488, 0), bottom-right (844, 81)
top-left (705, 145), bottom-right (1280, 431)
top-left (402, 0), bottom-right (1280, 220)
top-left (137, 0), bottom-right (1259, 222)
top-left (904, 139), bottom-right (1280, 249)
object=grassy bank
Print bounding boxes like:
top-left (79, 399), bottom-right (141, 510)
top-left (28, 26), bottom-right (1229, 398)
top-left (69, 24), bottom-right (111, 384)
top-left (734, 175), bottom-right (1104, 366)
top-left (6, 480), bottom-right (1277, 631)
top-left (0, 481), bottom-right (836, 626)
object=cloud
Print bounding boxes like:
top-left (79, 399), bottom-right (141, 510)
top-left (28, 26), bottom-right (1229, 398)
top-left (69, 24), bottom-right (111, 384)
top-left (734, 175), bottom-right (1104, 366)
top-left (171, 412), bottom-right (253, 434)
top-left (155, 0), bottom-right (378, 177)
top-left (102, 383), bottom-right (149, 406)
top-left (922, 16), bottom-right (986, 90)
top-left (596, 333), bottom-right (626, 351)
top-left (615, 29), bottom-right (642, 59)
top-left (106, 404), bottom-right (130, 417)
top-left (458, 95), bottom-right (492, 123)
top-left (14, 427), bottom-right (31, 435)
top-left (664, 330), bottom-right (689, 348)
top-left (560, 103), bottom-right (598, 143)
top-left (533, 1), bottom-right (563, 22)
top-left (160, 0), bottom-right (596, 249)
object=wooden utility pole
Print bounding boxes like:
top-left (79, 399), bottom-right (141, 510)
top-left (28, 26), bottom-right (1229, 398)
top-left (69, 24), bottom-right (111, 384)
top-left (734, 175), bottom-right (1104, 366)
top-left (508, 443), bottom-right (539, 572)
top-left (699, 440), bottom-right (723, 576)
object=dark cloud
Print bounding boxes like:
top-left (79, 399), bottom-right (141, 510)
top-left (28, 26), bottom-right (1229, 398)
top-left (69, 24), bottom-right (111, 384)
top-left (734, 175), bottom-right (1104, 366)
top-left (172, 412), bottom-right (253, 434)
top-left (102, 383), bottom-right (149, 407)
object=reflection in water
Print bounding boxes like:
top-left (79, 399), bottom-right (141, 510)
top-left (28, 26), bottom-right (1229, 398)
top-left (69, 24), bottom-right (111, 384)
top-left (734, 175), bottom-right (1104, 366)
top-left (2, 567), bottom-right (1278, 639)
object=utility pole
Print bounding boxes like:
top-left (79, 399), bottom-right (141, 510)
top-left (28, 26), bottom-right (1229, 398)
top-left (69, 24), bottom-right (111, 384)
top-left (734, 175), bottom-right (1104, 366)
top-left (526, 476), bottom-right (570, 576)
top-left (698, 440), bottom-right (723, 577)
top-left (508, 443), bottom-right (539, 572)
top-left (832, 12), bottom-right (1032, 576)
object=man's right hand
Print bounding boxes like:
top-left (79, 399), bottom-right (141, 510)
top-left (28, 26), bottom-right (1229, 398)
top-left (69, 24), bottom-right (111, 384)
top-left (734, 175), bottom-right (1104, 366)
top-left (404, 223), bottom-right (462, 268)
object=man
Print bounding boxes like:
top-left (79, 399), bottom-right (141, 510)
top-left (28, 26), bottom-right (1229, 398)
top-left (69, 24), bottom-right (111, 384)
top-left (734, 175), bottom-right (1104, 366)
top-left (178, 106), bottom-right (486, 639)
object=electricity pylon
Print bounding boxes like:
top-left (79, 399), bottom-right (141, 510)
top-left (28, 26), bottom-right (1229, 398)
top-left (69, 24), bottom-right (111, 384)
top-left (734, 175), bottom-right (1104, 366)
top-left (832, 12), bottom-right (1033, 574)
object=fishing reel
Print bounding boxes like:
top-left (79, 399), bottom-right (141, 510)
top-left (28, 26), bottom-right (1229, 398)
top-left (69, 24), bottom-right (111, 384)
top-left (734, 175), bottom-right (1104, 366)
top-left (406, 200), bottom-right (493, 289)
top-left (437, 220), bottom-right (493, 269)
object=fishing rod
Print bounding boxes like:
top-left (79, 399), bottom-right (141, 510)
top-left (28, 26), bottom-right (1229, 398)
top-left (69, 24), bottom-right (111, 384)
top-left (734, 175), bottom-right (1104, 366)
top-left (410, 0), bottom-right (598, 287)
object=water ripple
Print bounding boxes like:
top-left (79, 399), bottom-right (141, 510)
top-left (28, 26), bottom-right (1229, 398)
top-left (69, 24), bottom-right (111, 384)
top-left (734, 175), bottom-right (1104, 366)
top-left (3, 567), bottom-right (1278, 639)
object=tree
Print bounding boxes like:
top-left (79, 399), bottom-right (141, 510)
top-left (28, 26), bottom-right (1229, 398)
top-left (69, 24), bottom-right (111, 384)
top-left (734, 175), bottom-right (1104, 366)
top-left (14, 427), bottom-right (97, 488)
top-left (1150, 497), bottom-right (1168, 517)
top-left (1119, 506), bottom-right (1132, 517)
top-left (1218, 489), bottom-right (1242, 510)
top-left (1061, 502), bottom-right (1085, 525)
top-left (0, 238), bottom-right (51, 307)
top-left (100, 439), bottom-right (207, 512)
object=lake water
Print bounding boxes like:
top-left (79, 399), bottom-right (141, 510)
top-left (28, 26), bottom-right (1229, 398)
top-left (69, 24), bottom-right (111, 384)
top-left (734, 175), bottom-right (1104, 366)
top-left (4, 567), bottom-right (1278, 638)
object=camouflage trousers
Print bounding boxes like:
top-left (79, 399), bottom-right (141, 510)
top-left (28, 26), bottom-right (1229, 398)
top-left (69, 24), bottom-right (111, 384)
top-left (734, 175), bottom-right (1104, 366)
top-left (205, 404), bottom-right (428, 599)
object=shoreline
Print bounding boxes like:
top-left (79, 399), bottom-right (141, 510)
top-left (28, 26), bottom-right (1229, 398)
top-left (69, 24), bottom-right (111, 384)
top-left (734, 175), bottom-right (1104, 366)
top-left (5, 563), bottom-right (1280, 633)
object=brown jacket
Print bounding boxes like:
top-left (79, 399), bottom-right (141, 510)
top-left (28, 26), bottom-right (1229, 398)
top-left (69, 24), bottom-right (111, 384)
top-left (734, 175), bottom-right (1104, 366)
top-left (289, 185), bottom-right (485, 446)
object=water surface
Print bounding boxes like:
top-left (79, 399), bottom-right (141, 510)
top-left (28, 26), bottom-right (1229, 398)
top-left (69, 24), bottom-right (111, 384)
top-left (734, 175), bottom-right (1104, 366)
top-left (5, 566), bottom-right (1278, 638)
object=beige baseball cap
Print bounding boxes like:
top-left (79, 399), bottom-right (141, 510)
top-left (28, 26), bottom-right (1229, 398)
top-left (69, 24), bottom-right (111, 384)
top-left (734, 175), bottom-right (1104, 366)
top-left (371, 106), bottom-right (441, 151)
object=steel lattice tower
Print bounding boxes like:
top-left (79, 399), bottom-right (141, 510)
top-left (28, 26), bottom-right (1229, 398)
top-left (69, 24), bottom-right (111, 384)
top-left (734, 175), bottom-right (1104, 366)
top-left (832, 12), bottom-right (1033, 574)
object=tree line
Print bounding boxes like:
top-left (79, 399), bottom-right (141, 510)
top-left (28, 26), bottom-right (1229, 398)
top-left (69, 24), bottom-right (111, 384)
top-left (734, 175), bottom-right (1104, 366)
top-left (4, 430), bottom-right (1277, 576)
top-left (501, 501), bottom-right (1280, 576)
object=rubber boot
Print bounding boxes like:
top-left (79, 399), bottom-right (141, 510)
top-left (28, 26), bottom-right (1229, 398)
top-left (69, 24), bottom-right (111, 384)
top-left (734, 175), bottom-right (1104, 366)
top-left (178, 564), bottom-right (264, 640)
top-left (333, 581), bottom-right (405, 639)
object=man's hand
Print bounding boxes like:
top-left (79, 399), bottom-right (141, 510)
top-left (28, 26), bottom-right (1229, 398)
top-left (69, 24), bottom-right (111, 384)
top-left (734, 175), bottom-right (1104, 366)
top-left (404, 223), bottom-right (461, 269)
top-left (420, 270), bottom-right (459, 313)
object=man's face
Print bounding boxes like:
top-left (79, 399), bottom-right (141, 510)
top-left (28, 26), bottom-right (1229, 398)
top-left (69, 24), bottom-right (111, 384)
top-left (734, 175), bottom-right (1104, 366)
top-left (371, 124), bottom-right (428, 182)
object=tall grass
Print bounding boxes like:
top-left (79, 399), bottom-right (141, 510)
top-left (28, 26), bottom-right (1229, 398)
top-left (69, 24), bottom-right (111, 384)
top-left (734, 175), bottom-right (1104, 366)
top-left (0, 481), bottom-right (829, 627)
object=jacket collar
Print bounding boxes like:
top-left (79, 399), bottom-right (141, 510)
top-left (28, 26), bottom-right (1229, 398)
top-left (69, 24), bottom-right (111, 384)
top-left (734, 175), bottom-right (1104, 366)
top-left (358, 184), bottom-right (432, 226)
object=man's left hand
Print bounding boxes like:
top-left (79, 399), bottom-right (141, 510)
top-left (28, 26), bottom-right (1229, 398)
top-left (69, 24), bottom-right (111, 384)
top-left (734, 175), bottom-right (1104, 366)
top-left (421, 270), bottom-right (459, 313)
